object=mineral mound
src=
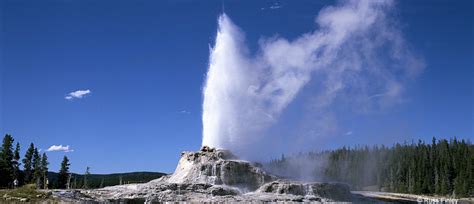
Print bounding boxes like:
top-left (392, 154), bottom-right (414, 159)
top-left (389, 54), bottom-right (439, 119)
top-left (56, 146), bottom-right (355, 202)
top-left (167, 146), bottom-right (277, 191)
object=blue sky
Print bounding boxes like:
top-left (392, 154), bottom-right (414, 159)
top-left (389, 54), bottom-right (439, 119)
top-left (1, 0), bottom-right (472, 174)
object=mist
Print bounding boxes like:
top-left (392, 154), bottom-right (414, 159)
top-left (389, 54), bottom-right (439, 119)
top-left (202, 0), bottom-right (424, 160)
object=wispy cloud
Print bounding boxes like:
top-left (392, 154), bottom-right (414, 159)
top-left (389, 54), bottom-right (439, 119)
top-left (65, 89), bottom-right (91, 100)
top-left (180, 110), bottom-right (191, 114)
top-left (261, 3), bottom-right (283, 10)
top-left (345, 131), bottom-right (353, 136)
top-left (46, 145), bottom-right (74, 152)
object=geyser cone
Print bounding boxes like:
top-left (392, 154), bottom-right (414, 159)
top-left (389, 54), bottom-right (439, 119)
top-left (71, 147), bottom-right (354, 202)
top-left (168, 146), bottom-right (277, 191)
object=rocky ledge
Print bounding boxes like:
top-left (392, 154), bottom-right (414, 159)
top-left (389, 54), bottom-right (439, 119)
top-left (53, 146), bottom-right (355, 203)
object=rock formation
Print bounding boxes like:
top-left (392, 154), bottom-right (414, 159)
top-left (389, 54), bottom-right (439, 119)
top-left (168, 146), bottom-right (277, 191)
top-left (54, 146), bottom-right (356, 202)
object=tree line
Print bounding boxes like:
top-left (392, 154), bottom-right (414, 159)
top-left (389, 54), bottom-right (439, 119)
top-left (0, 134), bottom-right (71, 189)
top-left (1, 134), bottom-right (164, 190)
top-left (267, 137), bottom-right (473, 198)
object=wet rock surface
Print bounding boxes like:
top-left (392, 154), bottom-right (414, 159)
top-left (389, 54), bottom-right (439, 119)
top-left (257, 180), bottom-right (353, 201)
top-left (53, 147), bottom-right (356, 202)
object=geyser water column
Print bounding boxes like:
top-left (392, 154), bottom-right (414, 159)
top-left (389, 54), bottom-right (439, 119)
top-left (202, 14), bottom-right (315, 156)
top-left (202, 1), bottom-right (424, 159)
top-left (201, 14), bottom-right (260, 150)
top-left (201, 14), bottom-right (236, 149)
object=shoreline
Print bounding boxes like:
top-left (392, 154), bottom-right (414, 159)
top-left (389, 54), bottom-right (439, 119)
top-left (352, 191), bottom-right (474, 203)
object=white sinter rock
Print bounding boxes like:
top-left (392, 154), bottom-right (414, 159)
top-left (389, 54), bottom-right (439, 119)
top-left (53, 146), bottom-right (355, 203)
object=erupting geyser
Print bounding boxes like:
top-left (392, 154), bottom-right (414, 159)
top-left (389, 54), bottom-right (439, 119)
top-left (202, 0), bottom-right (424, 159)
top-left (51, 1), bottom-right (426, 202)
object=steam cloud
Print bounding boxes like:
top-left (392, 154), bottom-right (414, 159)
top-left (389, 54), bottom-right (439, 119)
top-left (202, 0), bottom-right (424, 160)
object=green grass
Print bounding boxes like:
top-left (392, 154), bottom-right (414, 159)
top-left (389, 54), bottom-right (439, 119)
top-left (0, 184), bottom-right (51, 201)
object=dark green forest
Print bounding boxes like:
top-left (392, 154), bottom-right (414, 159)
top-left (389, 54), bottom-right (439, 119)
top-left (47, 171), bottom-right (166, 189)
top-left (267, 138), bottom-right (473, 198)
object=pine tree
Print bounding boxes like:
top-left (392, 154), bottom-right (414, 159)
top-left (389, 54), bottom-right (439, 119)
top-left (0, 134), bottom-right (15, 187)
top-left (58, 156), bottom-right (70, 189)
top-left (12, 142), bottom-right (20, 183)
top-left (40, 153), bottom-right (49, 189)
top-left (22, 143), bottom-right (35, 183)
top-left (83, 166), bottom-right (90, 189)
top-left (72, 176), bottom-right (77, 189)
top-left (32, 148), bottom-right (41, 188)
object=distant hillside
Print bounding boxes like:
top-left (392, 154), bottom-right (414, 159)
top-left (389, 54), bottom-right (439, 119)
top-left (46, 171), bottom-right (167, 189)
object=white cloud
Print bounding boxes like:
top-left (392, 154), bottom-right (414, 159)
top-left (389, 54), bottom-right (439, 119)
top-left (46, 145), bottom-right (73, 152)
top-left (65, 89), bottom-right (91, 100)
top-left (345, 131), bottom-right (353, 136)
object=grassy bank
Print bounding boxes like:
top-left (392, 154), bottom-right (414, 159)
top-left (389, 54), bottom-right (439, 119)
top-left (0, 184), bottom-right (52, 202)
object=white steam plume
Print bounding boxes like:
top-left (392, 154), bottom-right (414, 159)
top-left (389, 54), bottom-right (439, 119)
top-left (202, 0), bottom-right (424, 159)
